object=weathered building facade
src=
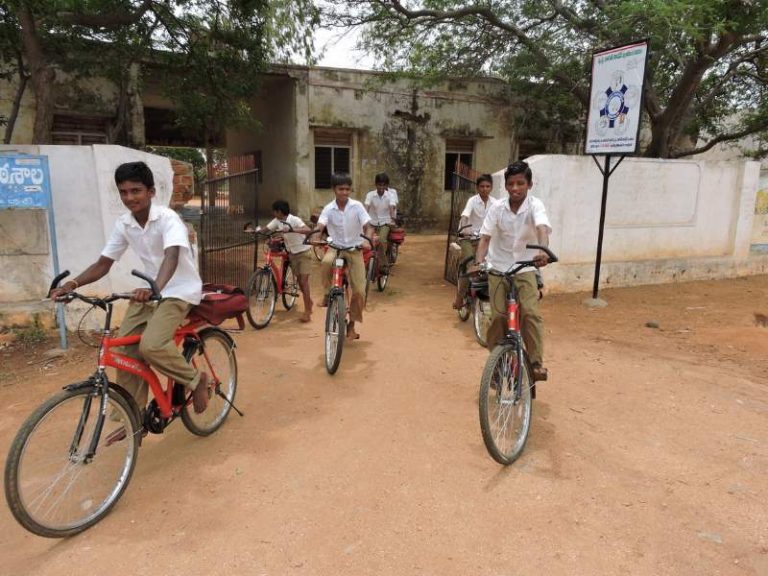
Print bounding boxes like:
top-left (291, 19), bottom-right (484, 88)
top-left (2, 64), bottom-right (541, 226)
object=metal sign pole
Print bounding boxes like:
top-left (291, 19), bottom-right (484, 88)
top-left (590, 154), bottom-right (625, 300)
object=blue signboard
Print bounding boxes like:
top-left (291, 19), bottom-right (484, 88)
top-left (0, 155), bottom-right (51, 208)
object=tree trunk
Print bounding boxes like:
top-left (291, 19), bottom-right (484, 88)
top-left (16, 3), bottom-right (55, 144)
top-left (3, 56), bottom-right (28, 144)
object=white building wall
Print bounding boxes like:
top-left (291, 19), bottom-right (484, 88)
top-left (0, 144), bottom-right (174, 326)
top-left (491, 156), bottom-right (767, 292)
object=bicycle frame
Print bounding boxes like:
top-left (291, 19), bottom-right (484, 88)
top-left (261, 241), bottom-right (291, 294)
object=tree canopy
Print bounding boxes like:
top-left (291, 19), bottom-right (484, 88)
top-left (2, 0), bottom-right (319, 144)
top-left (325, 0), bottom-right (768, 158)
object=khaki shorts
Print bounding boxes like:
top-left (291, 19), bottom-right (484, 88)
top-left (289, 249), bottom-right (313, 276)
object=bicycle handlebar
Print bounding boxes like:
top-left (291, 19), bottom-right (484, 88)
top-left (304, 229), bottom-right (370, 251)
top-left (243, 220), bottom-right (296, 238)
top-left (48, 268), bottom-right (161, 305)
top-left (485, 244), bottom-right (559, 277)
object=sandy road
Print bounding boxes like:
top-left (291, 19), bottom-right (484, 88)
top-left (1, 235), bottom-right (767, 575)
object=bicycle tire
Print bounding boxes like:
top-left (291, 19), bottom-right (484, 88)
top-left (282, 264), bottom-right (298, 310)
top-left (478, 343), bottom-right (533, 465)
top-left (245, 269), bottom-right (277, 329)
top-left (456, 262), bottom-right (471, 322)
top-left (5, 384), bottom-right (140, 537)
top-left (181, 328), bottom-right (238, 436)
top-left (473, 297), bottom-right (492, 347)
top-left (376, 267), bottom-right (389, 291)
top-left (324, 293), bottom-right (345, 375)
top-left (389, 242), bottom-right (399, 265)
top-left (365, 257), bottom-right (375, 305)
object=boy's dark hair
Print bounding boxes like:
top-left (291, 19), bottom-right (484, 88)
top-left (374, 172), bottom-right (389, 185)
top-left (115, 161), bottom-right (154, 188)
top-left (504, 161), bottom-right (532, 184)
top-left (272, 200), bottom-right (290, 215)
top-left (476, 173), bottom-right (493, 186)
top-left (331, 172), bottom-right (353, 188)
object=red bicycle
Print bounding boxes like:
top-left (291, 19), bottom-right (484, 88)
top-left (243, 223), bottom-right (300, 329)
top-left (4, 270), bottom-right (240, 538)
top-left (478, 244), bottom-right (557, 465)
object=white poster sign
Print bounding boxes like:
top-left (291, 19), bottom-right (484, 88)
top-left (585, 40), bottom-right (648, 155)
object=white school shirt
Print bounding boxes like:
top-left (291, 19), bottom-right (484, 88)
top-left (102, 204), bottom-right (202, 305)
top-left (318, 198), bottom-right (371, 248)
top-left (265, 214), bottom-right (311, 255)
top-left (461, 194), bottom-right (497, 233)
top-left (480, 195), bottom-right (551, 275)
top-left (364, 189), bottom-right (397, 225)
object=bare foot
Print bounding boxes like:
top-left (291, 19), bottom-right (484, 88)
top-left (346, 328), bottom-right (360, 340)
top-left (192, 372), bottom-right (210, 414)
top-left (300, 310), bottom-right (312, 323)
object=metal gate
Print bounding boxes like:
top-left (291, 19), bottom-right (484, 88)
top-left (199, 155), bottom-right (260, 289)
top-left (443, 161), bottom-right (481, 284)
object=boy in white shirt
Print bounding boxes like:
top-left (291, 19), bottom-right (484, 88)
top-left (260, 200), bottom-right (314, 322)
top-left (315, 173), bottom-right (373, 340)
top-left (50, 162), bottom-right (209, 413)
top-left (364, 172), bottom-right (398, 272)
top-left (474, 161), bottom-right (552, 381)
top-left (453, 173), bottom-right (495, 309)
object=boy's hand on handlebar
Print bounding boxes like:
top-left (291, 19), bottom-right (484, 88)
top-left (533, 252), bottom-right (550, 268)
top-left (131, 288), bottom-right (154, 303)
top-left (49, 282), bottom-right (76, 301)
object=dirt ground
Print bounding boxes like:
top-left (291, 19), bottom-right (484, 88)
top-left (1, 234), bottom-right (767, 576)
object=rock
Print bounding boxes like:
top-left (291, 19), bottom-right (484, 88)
top-left (43, 348), bottom-right (67, 359)
top-left (698, 531), bottom-right (723, 544)
top-left (645, 321), bottom-right (660, 329)
top-left (583, 298), bottom-right (608, 309)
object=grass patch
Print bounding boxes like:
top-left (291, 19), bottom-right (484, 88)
top-left (14, 322), bottom-right (48, 346)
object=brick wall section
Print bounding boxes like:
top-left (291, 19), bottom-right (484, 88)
top-left (170, 159), bottom-right (194, 208)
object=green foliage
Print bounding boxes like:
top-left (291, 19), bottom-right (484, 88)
top-left (1, 0), bottom-right (320, 142)
top-left (328, 0), bottom-right (768, 158)
top-left (14, 322), bottom-right (47, 346)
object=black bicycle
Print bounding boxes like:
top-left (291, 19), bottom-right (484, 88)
top-left (478, 245), bottom-right (557, 465)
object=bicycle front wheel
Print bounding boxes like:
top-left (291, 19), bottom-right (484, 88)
top-left (5, 385), bottom-right (140, 537)
top-left (181, 328), bottom-right (238, 436)
top-left (478, 344), bottom-right (533, 465)
top-left (389, 242), bottom-right (399, 265)
top-left (376, 267), bottom-right (389, 291)
top-left (456, 263), bottom-right (471, 322)
top-left (282, 265), bottom-right (298, 310)
top-left (365, 257), bottom-right (375, 304)
top-left (246, 269), bottom-right (277, 329)
top-left (325, 293), bottom-right (346, 374)
top-left (473, 297), bottom-right (493, 347)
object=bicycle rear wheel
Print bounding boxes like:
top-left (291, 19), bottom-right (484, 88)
top-left (479, 343), bottom-right (533, 465)
top-left (365, 257), bottom-right (375, 305)
top-left (376, 267), bottom-right (389, 291)
top-left (181, 328), bottom-right (238, 436)
top-left (456, 262), bottom-right (471, 322)
top-left (245, 269), bottom-right (277, 329)
top-left (325, 293), bottom-right (345, 374)
top-left (5, 385), bottom-right (140, 537)
top-left (282, 265), bottom-right (298, 310)
top-left (473, 297), bottom-right (493, 347)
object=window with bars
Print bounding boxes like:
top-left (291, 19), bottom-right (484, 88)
top-left (314, 130), bottom-right (351, 189)
top-left (444, 139), bottom-right (474, 190)
top-left (51, 115), bottom-right (108, 145)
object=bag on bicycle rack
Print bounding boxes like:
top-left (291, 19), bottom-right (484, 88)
top-left (388, 227), bottom-right (405, 244)
top-left (189, 283), bottom-right (248, 329)
top-left (362, 246), bottom-right (374, 266)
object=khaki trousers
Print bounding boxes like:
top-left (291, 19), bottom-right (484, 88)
top-left (116, 298), bottom-right (200, 408)
top-left (457, 239), bottom-right (476, 299)
top-left (376, 225), bottom-right (390, 269)
top-left (320, 248), bottom-right (366, 322)
top-left (485, 271), bottom-right (544, 365)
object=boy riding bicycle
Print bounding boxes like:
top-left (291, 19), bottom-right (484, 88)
top-left (49, 161), bottom-right (209, 413)
top-left (453, 173), bottom-right (496, 310)
top-left (315, 172), bottom-right (373, 340)
top-left (258, 200), bottom-right (314, 322)
top-left (474, 161), bottom-right (552, 382)
top-left (364, 172), bottom-right (398, 273)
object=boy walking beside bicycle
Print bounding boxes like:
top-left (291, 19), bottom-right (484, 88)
top-left (315, 172), bottom-right (373, 340)
top-left (260, 200), bottom-right (315, 322)
top-left (474, 161), bottom-right (552, 382)
top-left (49, 161), bottom-right (210, 414)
